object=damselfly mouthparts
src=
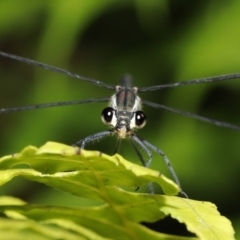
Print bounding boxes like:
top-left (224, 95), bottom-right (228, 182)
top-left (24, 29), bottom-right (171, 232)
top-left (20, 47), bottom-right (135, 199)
top-left (1, 51), bottom-right (240, 197)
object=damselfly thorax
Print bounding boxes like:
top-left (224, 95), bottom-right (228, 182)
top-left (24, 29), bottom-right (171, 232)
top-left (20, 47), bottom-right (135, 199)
top-left (1, 51), bottom-right (240, 198)
top-left (105, 79), bottom-right (143, 138)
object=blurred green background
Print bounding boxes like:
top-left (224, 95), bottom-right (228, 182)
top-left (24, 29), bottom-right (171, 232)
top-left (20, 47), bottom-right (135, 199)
top-left (0, 0), bottom-right (240, 237)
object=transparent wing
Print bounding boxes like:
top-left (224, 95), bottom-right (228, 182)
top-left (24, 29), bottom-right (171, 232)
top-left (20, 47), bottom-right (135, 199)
top-left (0, 97), bottom-right (110, 114)
top-left (0, 51), bottom-right (115, 90)
top-left (142, 100), bottom-right (240, 131)
top-left (138, 73), bottom-right (240, 92)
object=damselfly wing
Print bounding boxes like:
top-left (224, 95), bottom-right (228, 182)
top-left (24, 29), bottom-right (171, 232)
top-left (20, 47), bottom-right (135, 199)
top-left (1, 51), bottom-right (240, 197)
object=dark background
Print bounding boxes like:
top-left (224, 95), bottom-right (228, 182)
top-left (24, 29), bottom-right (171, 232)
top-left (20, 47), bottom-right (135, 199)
top-left (0, 0), bottom-right (239, 237)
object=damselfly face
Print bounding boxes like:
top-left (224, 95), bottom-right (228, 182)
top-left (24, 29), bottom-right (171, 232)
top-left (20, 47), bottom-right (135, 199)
top-left (1, 1), bottom-right (240, 218)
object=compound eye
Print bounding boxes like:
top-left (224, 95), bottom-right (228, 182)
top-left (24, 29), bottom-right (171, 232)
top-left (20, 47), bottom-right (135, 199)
top-left (135, 111), bottom-right (147, 128)
top-left (101, 107), bottom-right (115, 125)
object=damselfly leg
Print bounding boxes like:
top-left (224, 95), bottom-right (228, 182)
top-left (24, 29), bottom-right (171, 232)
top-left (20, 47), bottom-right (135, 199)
top-left (1, 51), bottom-right (240, 197)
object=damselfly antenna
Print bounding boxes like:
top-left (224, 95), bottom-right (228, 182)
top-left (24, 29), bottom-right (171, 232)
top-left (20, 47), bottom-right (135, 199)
top-left (1, 50), bottom-right (240, 197)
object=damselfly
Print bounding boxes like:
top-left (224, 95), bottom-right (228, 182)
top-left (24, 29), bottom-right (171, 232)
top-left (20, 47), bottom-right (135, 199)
top-left (1, 51), bottom-right (240, 197)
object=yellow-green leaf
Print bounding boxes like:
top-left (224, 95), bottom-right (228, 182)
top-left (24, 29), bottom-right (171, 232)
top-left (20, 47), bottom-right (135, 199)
top-left (0, 143), bottom-right (235, 240)
top-left (0, 142), bottom-right (180, 198)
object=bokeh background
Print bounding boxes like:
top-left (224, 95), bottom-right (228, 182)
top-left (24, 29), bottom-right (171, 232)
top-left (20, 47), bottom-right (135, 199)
top-left (0, 0), bottom-right (240, 237)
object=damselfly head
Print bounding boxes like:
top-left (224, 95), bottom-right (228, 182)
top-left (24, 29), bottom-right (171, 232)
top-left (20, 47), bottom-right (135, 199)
top-left (1, 50), bottom-right (240, 197)
top-left (102, 78), bottom-right (146, 139)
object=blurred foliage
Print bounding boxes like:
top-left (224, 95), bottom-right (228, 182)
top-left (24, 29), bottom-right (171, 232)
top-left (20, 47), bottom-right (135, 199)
top-left (0, 0), bottom-right (239, 237)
